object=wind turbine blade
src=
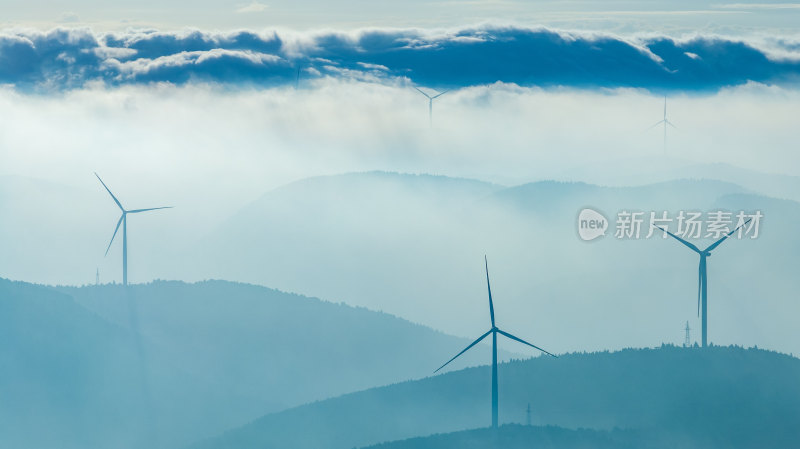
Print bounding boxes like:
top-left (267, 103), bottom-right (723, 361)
top-left (105, 215), bottom-right (124, 256)
top-left (666, 120), bottom-right (677, 129)
top-left (434, 329), bottom-right (492, 373)
top-left (663, 96), bottom-right (667, 120)
top-left (127, 206), bottom-right (173, 214)
top-left (485, 255), bottom-right (495, 327)
top-left (654, 225), bottom-right (701, 253)
top-left (413, 86), bottom-right (432, 99)
top-left (431, 89), bottom-right (450, 99)
top-left (647, 120), bottom-right (665, 131)
top-left (95, 173), bottom-right (124, 211)
top-left (496, 329), bottom-right (557, 358)
top-left (704, 218), bottom-right (752, 252)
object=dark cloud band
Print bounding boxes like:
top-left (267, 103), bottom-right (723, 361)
top-left (1, 27), bottom-right (799, 92)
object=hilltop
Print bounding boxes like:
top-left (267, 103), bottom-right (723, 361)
top-left (364, 425), bottom-right (643, 449)
top-left (196, 172), bottom-right (800, 356)
top-left (4, 171), bottom-right (799, 355)
top-left (0, 277), bottom-right (514, 449)
top-left (192, 345), bottom-right (800, 449)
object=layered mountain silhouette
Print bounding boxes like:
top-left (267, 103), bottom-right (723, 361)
top-left (191, 346), bottom-right (800, 449)
top-left (2, 170), bottom-right (799, 449)
top-left (5, 170), bottom-right (798, 359)
top-left (200, 172), bottom-right (800, 356)
top-left (0, 278), bottom-right (514, 449)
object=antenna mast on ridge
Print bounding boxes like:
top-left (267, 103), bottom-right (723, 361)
top-left (684, 321), bottom-right (691, 347)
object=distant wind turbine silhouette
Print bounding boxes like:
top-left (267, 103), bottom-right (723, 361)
top-left (95, 173), bottom-right (172, 286)
top-left (648, 96), bottom-right (676, 153)
top-left (414, 86), bottom-right (449, 128)
top-left (654, 219), bottom-right (750, 347)
top-left (435, 256), bottom-right (556, 428)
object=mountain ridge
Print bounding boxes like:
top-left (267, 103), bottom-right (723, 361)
top-left (190, 345), bottom-right (800, 449)
top-left (1, 277), bottom-right (518, 449)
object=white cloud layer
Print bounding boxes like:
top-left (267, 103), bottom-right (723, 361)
top-left (2, 26), bottom-right (800, 92)
top-left (1, 80), bottom-right (798, 251)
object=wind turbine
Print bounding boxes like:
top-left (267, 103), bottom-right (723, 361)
top-left (414, 86), bottom-right (449, 128)
top-left (648, 96), bottom-right (677, 153)
top-left (654, 219), bottom-right (750, 347)
top-left (435, 256), bottom-right (556, 428)
top-left (95, 173), bottom-right (172, 286)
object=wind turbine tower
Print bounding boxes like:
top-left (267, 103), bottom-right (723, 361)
top-left (414, 87), bottom-right (449, 128)
top-left (654, 220), bottom-right (750, 347)
top-left (526, 403), bottom-right (531, 426)
top-left (95, 173), bottom-right (172, 286)
top-left (435, 256), bottom-right (556, 428)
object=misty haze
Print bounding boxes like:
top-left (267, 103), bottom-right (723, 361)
top-left (1, 3), bottom-right (800, 449)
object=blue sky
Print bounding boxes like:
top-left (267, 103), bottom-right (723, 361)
top-left (4, 0), bottom-right (800, 33)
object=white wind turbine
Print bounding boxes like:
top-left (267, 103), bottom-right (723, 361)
top-left (95, 173), bottom-right (172, 286)
top-left (648, 96), bottom-right (677, 153)
top-left (414, 86), bottom-right (449, 128)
